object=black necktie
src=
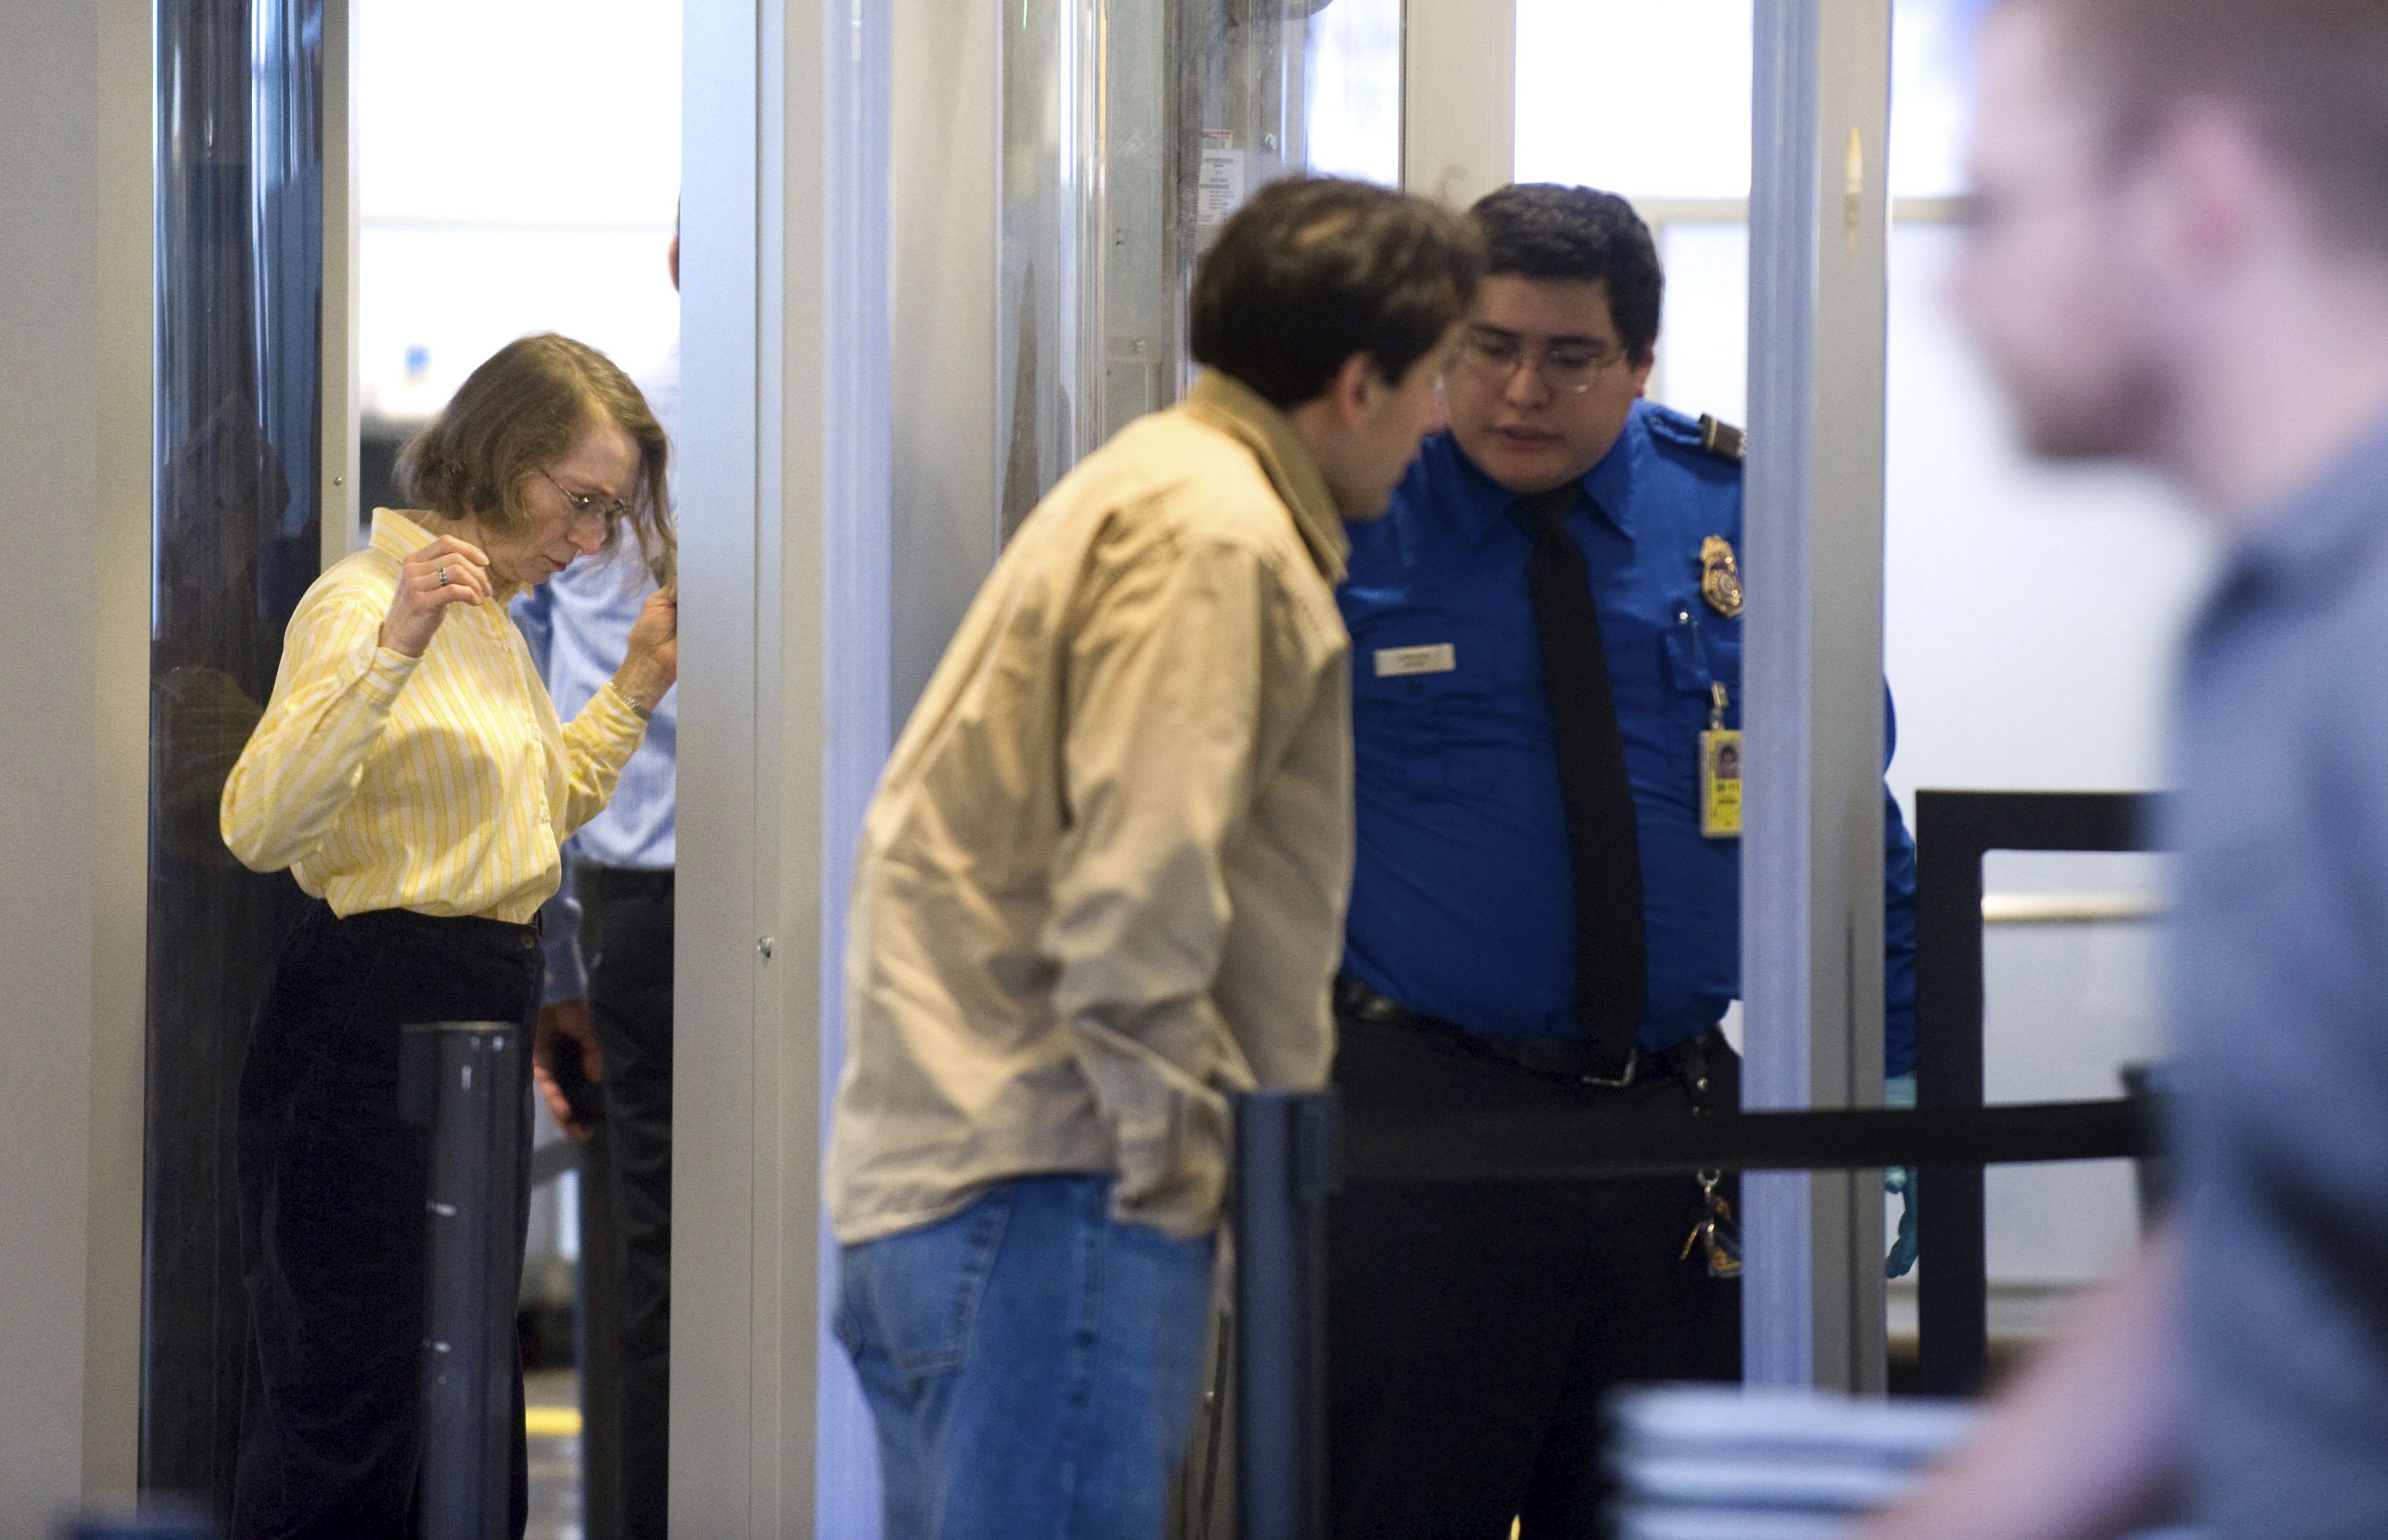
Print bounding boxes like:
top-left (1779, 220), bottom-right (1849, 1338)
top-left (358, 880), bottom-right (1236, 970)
top-left (1520, 486), bottom-right (1646, 1070)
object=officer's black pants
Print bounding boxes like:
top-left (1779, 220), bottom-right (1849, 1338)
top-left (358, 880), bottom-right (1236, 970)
top-left (1327, 1015), bottom-right (1742, 1540)
top-left (231, 902), bottom-right (537, 1540)
top-left (578, 863), bottom-right (675, 1539)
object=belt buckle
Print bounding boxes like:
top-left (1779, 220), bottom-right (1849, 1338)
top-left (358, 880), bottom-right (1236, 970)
top-left (1582, 1046), bottom-right (1638, 1090)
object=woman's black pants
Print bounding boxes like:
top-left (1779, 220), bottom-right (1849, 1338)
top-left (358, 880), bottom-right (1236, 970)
top-left (231, 902), bottom-right (540, 1539)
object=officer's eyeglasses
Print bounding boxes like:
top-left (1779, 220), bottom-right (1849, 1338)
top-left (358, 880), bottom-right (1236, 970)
top-left (540, 467), bottom-right (631, 531)
top-left (1451, 329), bottom-right (1627, 396)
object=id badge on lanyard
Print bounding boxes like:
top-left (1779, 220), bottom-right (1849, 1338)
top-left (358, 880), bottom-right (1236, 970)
top-left (1700, 680), bottom-right (1742, 839)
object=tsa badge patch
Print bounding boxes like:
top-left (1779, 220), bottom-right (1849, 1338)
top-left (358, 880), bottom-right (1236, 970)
top-left (1700, 535), bottom-right (1744, 619)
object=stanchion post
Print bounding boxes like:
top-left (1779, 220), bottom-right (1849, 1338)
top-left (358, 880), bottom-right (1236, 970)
top-left (401, 1021), bottom-right (526, 1540)
top-left (1233, 1088), bottom-right (1339, 1540)
top-left (575, 1124), bottom-right (625, 1540)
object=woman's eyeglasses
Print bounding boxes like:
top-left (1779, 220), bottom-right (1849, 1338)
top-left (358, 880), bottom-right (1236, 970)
top-left (540, 467), bottom-right (631, 528)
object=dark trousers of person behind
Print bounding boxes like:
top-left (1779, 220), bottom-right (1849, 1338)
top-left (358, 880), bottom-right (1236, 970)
top-left (578, 863), bottom-right (674, 1538)
top-left (1327, 1013), bottom-right (1742, 1540)
top-left (232, 901), bottom-right (538, 1539)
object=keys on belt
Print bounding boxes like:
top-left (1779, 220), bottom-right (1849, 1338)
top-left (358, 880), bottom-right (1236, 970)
top-left (1331, 976), bottom-right (1744, 1277)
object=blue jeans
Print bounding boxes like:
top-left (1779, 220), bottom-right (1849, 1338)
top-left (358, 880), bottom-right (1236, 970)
top-left (834, 1175), bottom-right (1216, 1540)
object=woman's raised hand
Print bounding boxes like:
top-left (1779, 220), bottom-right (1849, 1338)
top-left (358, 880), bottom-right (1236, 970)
top-left (613, 582), bottom-right (678, 714)
top-left (380, 535), bottom-right (492, 657)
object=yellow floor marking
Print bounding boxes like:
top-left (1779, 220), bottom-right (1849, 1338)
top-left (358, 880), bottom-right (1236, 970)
top-left (525, 1404), bottom-right (582, 1439)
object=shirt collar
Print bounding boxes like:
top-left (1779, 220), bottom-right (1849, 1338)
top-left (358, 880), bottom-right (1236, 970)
top-left (371, 508), bottom-right (437, 564)
top-left (2190, 412), bottom-right (2388, 654)
top-left (1432, 402), bottom-right (1647, 547)
top-left (2226, 412), bottom-right (2388, 598)
top-left (1182, 370), bottom-right (1350, 584)
top-left (370, 507), bottom-right (529, 603)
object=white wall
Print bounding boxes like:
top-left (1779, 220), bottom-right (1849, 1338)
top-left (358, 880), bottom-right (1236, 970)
top-left (1884, 227), bottom-right (2210, 1284)
top-left (0, 0), bottom-right (151, 1521)
top-left (1882, 229), bottom-right (2213, 805)
top-left (354, 0), bottom-right (682, 419)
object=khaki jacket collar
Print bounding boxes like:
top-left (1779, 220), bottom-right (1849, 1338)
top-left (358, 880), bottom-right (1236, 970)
top-left (1182, 370), bottom-right (1350, 585)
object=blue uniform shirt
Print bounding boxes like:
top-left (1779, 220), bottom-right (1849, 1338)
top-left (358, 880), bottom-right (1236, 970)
top-left (1339, 401), bottom-right (1918, 1070)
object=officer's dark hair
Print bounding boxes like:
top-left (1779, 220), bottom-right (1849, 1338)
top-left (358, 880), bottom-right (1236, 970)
top-left (1469, 184), bottom-right (1664, 367)
top-left (1189, 177), bottom-right (1485, 409)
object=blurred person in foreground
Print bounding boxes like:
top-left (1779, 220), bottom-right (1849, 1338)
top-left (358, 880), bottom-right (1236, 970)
top-left (220, 333), bottom-right (678, 1539)
top-left (824, 176), bottom-right (1482, 1539)
top-left (1863, 1), bottom-right (2388, 1537)
top-left (518, 219), bottom-right (681, 1537)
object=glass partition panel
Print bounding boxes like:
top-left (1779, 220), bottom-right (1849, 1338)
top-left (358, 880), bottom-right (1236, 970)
top-left (998, 0), bottom-right (1092, 532)
top-left (146, 0), bottom-right (326, 1509)
top-left (1303, 0), bottom-right (1401, 187)
top-left (998, 0), bottom-right (1315, 531)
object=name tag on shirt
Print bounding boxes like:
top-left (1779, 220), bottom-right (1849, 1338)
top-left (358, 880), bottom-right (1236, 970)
top-left (1375, 643), bottom-right (1457, 678)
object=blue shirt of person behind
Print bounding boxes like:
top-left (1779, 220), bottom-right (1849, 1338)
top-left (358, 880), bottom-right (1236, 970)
top-left (1339, 399), bottom-right (1919, 1074)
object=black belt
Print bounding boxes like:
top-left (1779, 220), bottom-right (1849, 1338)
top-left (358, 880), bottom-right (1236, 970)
top-left (328, 902), bottom-right (541, 956)
top-left (1333, 975), bottom-right (1725, 1098)
top-left (575, 863), bottom-right (675, 902)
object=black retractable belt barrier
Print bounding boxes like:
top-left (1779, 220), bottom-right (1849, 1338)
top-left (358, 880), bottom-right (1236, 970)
top-left (1230, 1086), bottom-right (2162, 1540)
top-left (1341, 1098), bottom-right (2154, 1183)
top-left (574, 1130), bottom-right (625, 1540)
top-left (1227, 790), bottom-right (2171, 1537)
top-left (401, 1021), bottom-right (526, 1540)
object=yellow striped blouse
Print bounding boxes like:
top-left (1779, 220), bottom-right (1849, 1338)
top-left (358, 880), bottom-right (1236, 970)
top-left (221, 509), bottom-right (650, 923)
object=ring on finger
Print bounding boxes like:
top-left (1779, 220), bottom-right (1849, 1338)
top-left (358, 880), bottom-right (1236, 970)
top-left (436, 566), bottom-right (450, 587)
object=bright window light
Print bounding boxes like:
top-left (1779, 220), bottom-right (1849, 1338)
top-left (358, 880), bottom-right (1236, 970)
top-left (1305, 0), bottom-right (1403, 187)
top-left (355, 0), bottom-right (682, 419)
top-left (1514, 0), bottom-right (1754, 199)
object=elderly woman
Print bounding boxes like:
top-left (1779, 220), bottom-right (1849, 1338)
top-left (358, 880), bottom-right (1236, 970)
top-left (220, 333), bottom-right (677, 1539)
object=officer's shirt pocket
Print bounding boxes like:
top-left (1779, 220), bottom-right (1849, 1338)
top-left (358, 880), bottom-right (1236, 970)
top-left (1353, 631), bottom-right (1513, 800)
top-left (1661, 603), bottom-right (1742, 765)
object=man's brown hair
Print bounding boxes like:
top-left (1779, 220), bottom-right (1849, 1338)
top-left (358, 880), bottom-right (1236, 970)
top-left (398, 332), bottom-right (675, 582)
top-left (2047, 0), bottom-right (2388, 250)
top-left (1189, 177), bottom-right (1485, 409)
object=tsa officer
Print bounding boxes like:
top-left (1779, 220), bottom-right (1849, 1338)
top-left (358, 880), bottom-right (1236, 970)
top-left (1325, 182), bottom-right (1919, 1539)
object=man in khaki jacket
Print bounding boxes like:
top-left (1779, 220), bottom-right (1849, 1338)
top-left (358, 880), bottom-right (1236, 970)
top-left (826, 177), bottom-right (1482, 1538)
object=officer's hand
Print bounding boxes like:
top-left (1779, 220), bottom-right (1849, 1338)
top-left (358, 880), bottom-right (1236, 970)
top-left (534, 998), bottom-right (603, 1141)
top-left (1885, 1072), bottom-right (1918, 1279)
